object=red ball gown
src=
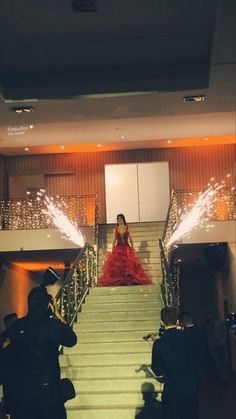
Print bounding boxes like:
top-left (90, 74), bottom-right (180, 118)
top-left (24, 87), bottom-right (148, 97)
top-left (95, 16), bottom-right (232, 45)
top-left (98, 227), bottom-right (152, 286)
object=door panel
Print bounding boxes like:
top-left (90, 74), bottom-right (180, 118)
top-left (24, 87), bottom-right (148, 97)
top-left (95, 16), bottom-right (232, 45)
top-left (105, 164), bottom-right (139, 223)
top-left (138, 162), bottom-right (170, 221)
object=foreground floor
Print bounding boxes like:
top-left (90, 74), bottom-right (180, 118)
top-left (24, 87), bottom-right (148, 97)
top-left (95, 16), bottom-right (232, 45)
top-left (199, 368), bottom-right (236, 419)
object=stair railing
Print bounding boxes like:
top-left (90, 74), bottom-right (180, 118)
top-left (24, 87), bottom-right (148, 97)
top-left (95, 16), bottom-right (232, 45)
top-left (159, 239), bottom-right (178, 309)
top-left (159, 189), bottom-right (179, 309)
top-left (55, 242), bottom-right (97, 326)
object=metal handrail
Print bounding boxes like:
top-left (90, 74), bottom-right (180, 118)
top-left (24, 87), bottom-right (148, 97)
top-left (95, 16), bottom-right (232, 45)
top-left (162, 189), bottom-right (175, 242)
top-left (56, 242), bottom-right (97, 325)
top-left (159, 239), bottom-right (178, 310)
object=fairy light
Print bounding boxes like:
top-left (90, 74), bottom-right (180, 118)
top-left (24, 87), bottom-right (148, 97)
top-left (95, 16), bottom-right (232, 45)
top-left (43, 195), bottom-right (85, 247)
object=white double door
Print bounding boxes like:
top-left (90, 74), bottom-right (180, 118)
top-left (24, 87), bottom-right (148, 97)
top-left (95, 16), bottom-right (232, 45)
top-left (105, 162), bottom-right (170, 223)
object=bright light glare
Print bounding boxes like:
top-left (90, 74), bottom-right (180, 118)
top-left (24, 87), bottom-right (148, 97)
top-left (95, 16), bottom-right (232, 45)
top-left (166, 186), bottom-right (218, 248)
top-left (43, 196), bottom-right (85, 247)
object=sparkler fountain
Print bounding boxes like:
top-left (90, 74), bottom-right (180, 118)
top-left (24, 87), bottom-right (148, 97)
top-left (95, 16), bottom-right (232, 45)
top-left (166, 175), bottom-right (232, 249)
top-left (38, 190), bottom-right (85, 247)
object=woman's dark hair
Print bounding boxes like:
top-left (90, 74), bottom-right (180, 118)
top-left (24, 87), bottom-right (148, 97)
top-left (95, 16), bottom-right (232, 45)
top-left (116, 213), bottom-right (127, 225)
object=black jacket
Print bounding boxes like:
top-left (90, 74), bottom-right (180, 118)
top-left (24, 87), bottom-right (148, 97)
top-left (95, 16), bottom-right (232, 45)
top-left (151, 328), bottom-right (197, 399)
top-left (9, 312), bottom-right (77, 385)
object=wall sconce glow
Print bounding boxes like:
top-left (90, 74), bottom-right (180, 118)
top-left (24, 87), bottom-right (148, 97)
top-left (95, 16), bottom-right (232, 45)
top-left (183, 95), bottom-right (205, 103)
top-left (11, 106), bottom-right (34, 113)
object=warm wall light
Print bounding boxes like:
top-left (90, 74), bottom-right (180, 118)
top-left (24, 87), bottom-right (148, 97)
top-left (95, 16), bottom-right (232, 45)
top-left (24, 147), bottom-right (29, 151)
top-left (97, 144), bottom-right (101, 147)
top-left (61, 145), bottom-right (65, 149)
top-left (183, 95), bottom-right (205, 103)
top-left (167, 140), bottom-right (172, 143)
top-left (11, 106), bottom-right (34, 113)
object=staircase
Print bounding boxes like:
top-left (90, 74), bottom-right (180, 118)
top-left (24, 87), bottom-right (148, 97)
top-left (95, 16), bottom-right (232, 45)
top-left (60, 285), bottom-right (163, 419)
top-left (98, 222), bottom-right (165, 285)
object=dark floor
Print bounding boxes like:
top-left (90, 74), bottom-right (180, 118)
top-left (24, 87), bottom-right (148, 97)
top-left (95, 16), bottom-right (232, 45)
top-left (199, 368), bottom-right (236, 419)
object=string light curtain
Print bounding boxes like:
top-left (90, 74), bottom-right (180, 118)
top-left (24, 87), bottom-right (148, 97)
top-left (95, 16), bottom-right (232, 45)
top-left (0, 194), bottom-right (98, 230)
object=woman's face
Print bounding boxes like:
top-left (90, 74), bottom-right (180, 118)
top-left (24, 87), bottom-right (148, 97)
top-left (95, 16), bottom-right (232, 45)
top-left (117, 216), bottom-right (124, 225)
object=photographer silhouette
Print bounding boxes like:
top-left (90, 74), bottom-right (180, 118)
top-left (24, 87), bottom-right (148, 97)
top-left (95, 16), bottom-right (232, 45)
top-left (9, 287), bottom-right (77, 419)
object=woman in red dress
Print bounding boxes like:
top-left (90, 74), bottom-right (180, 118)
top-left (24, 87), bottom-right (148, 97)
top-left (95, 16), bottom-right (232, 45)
top-left (98, 214), bottom-right (152, 286)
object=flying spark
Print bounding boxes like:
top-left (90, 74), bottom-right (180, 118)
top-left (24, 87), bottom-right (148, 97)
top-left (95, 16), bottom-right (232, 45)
top-left (166, 186), bottom-right (218, 248)
top-left (42, 196), bottom-right (85, 247)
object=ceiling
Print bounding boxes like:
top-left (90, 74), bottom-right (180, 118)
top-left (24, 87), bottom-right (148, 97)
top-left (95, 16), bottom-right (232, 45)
top-left (1, 248), bottom-right (80, 274)
top-left (0, 0), bottom-right (235, 155)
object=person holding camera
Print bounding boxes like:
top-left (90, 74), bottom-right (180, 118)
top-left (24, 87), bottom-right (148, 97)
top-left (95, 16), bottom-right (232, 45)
top-left (8, 287), bottom-right (77, 419)
top-left (151, 307), bottom-right (198, 419)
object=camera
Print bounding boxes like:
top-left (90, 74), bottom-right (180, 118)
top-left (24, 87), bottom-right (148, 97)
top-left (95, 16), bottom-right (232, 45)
top-left (143, 333), bottom-right (152, 341)
top-left (143, 324), bottom-right (165, 341)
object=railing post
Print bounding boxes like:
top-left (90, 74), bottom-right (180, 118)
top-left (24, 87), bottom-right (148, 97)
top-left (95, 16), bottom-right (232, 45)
top-left (86, 245), bottom-right (89, 285)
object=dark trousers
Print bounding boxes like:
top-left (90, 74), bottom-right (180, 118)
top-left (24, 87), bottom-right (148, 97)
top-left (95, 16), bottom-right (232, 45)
top-left (162, 394), bottom-right (198, 419)
top-left (19, 382), bottom-right (67, 419)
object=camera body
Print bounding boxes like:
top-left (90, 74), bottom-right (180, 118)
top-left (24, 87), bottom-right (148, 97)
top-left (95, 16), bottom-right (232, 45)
top-left (143, 324), bottom-right (165, 341)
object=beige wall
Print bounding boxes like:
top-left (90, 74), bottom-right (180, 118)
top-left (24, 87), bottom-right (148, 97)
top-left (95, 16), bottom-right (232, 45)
top-left (0, 227), bottom-right (94, 252)
top-left (9, 174), bottom-right (45, 198)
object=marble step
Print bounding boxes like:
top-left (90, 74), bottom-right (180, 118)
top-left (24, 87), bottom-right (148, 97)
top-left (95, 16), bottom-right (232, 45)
top-left (69, 330), bottom-right (159, 343)
top-left (85, 294), bottom-right (160, 304)
top-left (67, 406), bottom-right (161, 419)
top-left (89, 285), bottom-right (159, 295)
top-left (60, 352), bottom-right (151, 367)
top-left (97, 267), bottom-right (162, 276)
top-left (86, 285), bottom-right (160, 304)
top-left (69, 378), bottom-right (162, 393)
top-left (61, 364), bottom-right (155, 380)
top-left (66, 391), bottom-right (162, 408)
top-left (73, 319), bottom-right (159, 333)
top-left (82, 301), bottom-right (161, 312)
top-left (63, 340), bottom-right (156, 355)
top-left (78, 310), bottom-right (159, 323)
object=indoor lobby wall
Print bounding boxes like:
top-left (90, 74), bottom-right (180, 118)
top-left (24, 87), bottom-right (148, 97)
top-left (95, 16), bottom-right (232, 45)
top-left (4, 143), bottom-right (235, 223)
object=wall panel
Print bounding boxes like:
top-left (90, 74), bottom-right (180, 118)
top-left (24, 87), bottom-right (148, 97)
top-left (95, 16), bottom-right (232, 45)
top-left (5, 144), bottom-right (236, 223)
